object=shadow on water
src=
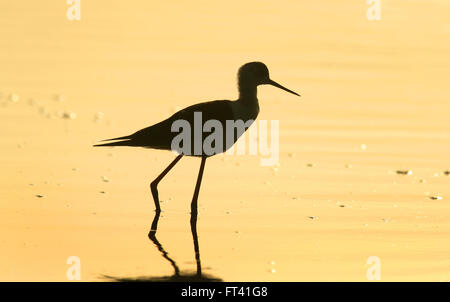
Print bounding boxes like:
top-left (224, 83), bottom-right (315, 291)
top-left (103, 208), bottom-right (221, 282)
top-left (103, 156), bottom-right (221, 282)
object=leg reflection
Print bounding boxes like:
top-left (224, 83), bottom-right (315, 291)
top-left (148, 210), bottom-right (180, 276)
top-left (102, 157), bottom-right (220, 281)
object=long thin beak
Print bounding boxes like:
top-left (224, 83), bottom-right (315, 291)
top-left (267, 79), bottom-right (300, 97)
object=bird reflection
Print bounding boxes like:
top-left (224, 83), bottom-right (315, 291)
top-left (103, 202), bottom-right (221, 282)
top-left (103, 157), bottom-right (221, 282)
top-left (144, 201), bottom-right (221, 282)
top-left (147, 210), bottom-right (180, 276)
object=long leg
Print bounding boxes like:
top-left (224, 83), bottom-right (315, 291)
top-left (150, 155), bottom-right (183, 212)
top-left (190, 156), bottom-right (207, 276)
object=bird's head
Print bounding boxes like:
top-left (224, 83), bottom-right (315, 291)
top-left (238, 62), bottom-right (300, 97)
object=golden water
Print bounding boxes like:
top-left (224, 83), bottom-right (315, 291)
top-left (1, 0), bottom-right (450, 281)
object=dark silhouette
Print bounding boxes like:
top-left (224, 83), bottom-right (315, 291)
top-left (94, 62), bottom-right (299, 153)
top-left (94, 62), bottom-right (299, 214)
top-left (95, 62), bottom-right (299, 281)
top-left (147, 210), bottom-right (180, 276)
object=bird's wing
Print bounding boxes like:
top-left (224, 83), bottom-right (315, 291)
top-left (130, 100), bottom-right (235, 148)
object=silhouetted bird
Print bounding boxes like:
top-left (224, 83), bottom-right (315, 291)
top-left (94, 62), bottom-right (299, 213)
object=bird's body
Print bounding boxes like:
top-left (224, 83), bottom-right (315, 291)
top-left (94, 99), bottom-right (255, 156)
top-left (94, 62), bottom-right (299, 215)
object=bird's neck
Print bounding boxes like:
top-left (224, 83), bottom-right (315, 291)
top-left (238, 81), bottom-right (258, 101)
top-left (234, 82), bottom-right (260, 121)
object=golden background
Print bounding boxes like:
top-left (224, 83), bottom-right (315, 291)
top-left (1, 0), bottom-right (449, 281)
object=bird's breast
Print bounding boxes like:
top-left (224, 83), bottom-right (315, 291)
top-left (231, 100), bottom-right (259, 122)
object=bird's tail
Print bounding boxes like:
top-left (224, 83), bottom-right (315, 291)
top-left (93, 140), bottom-right (134, 147)
top-left (93, 135), bottom-right (134, 147)
top-left (99, 135), bottom-right (131, 142)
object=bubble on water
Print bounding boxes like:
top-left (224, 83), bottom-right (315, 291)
top-left (360, 144), bottom-right (367, 150)
top-left (54, 94), bottom-right (66, 102)
top-left (429, 196), bottom-right (443, 200)
top-left (62, 111), bottom-right (77, 120)
top-left (8, 93), bottom-right (19, 103)
top-left (102, 176), bottom-right (110, 182)
top-left (94, 112), bottom-right (104, 122)
top-left (396, 170), bottom-right (412, 175)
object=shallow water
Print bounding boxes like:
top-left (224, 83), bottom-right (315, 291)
top-left (1, 0), bottom-right (450, 281)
